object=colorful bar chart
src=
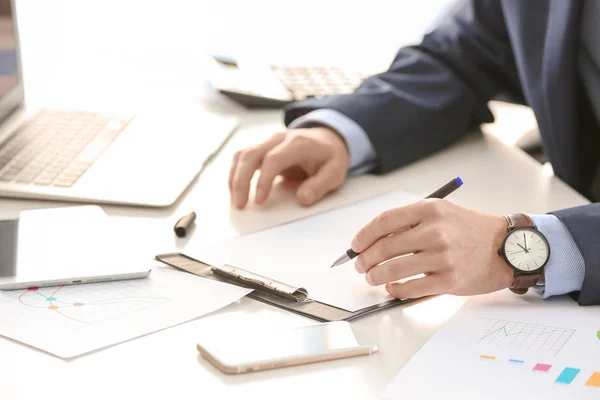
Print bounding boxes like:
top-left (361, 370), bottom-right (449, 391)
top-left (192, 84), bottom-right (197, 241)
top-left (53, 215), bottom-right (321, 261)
top-left (555, 367), bottom-right (580, 384)
top-left (477, 355), bottom-right (600, 389)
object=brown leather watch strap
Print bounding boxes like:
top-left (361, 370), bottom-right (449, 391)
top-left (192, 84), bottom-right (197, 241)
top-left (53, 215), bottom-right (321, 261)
top-left (504, 213), bottom-right (535, 230)
top-left (509, 272), bottom-right (543, 294)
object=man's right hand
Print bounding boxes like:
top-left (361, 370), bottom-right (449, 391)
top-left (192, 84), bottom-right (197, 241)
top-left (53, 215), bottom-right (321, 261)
top-left (229, 127), bottom-right (350, 209)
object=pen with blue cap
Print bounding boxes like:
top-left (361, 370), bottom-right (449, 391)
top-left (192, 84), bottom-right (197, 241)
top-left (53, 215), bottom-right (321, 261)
top-left (329, 176), bottom-right (464, 268)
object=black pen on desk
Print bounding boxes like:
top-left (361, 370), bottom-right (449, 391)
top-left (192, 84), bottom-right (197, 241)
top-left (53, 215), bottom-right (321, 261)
top-left (329, 176), bottom-right (464, 268)
top-left (174, 211), bottom-right (196, 238)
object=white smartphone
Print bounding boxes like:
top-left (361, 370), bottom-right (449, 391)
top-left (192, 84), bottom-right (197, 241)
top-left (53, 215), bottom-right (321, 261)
top-left (196, 321), bottom-right (378, 374)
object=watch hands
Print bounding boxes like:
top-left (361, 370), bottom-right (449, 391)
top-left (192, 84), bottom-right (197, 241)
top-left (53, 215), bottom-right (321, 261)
top-left (516, 243), bottom-right (527, 252)
top-left (523, 233), bottom-right (529, 253)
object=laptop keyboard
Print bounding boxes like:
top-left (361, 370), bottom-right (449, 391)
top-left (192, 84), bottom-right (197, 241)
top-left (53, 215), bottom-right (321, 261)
top-left (0, 109), bottom-right (132, 188)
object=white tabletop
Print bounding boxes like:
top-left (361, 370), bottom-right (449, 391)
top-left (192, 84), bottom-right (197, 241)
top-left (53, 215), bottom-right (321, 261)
top-left (0, 2), bottom-right (590, 399)
top-left (0, 113), bottom-right (588, 400)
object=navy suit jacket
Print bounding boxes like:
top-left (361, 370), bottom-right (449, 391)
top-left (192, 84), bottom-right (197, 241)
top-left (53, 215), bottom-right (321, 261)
top-left (285, 0), bottom-right (600, 305)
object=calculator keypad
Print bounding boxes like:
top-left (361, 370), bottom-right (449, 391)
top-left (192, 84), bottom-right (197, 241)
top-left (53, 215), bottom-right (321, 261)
top-left (271, 65), bottom-right (366, 100)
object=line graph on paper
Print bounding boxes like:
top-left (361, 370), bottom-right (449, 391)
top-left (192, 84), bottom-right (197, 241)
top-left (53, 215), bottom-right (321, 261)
top-left (476, 318), bottom-right (575, 356)
top-left (0, 281), bottom-right (169, 327)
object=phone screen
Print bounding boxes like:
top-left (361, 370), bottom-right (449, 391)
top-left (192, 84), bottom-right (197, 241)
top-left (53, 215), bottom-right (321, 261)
top-left (197, 321), bottom-right (376, 369)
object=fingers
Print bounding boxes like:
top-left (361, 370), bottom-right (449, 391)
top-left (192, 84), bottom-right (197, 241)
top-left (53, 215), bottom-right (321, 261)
top-left (363, 252), bottom-right (430, 286)
top-left (228, 151), bottom-right (240, 192)
top-left (230, 127), bottom-right (350, 208)
top-left (296, 161), bottom-right (346, 206)
top-left (385, 274), bottom-right (445, 300)
top-left (230, 134), bottom-right (285, 209)
top-left (354, 226), bottom-right (423, 274)
top-left (279, 167), bottom-right (307, 181)
top-left (351, 201), bottom-right (427, 253)
top-left (255, 143), bottom-right (307, 204)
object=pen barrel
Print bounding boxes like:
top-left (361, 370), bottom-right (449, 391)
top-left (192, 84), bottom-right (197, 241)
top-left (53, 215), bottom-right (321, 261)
top-left (425, 177), bottom-right (462, 199)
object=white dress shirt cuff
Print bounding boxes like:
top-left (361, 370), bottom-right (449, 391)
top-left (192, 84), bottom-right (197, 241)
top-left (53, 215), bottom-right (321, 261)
top-left (530, 214), bottom-right (585, 298)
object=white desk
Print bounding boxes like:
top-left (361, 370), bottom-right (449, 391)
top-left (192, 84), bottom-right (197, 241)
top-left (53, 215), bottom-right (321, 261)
top-left (0, 112), bottom-right (589, 399)
top-left (0, 2), bottom-right (590, 399)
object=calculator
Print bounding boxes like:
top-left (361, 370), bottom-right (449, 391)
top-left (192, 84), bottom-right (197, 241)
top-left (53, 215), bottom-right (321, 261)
top-left (207, 54), bottom-right (367, 108)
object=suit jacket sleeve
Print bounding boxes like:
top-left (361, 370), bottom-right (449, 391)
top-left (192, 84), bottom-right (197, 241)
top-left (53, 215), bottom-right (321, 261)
top-left (284, 0), bottom-right (522, 173)
top-left (551, 204), bottom-right (600, 305)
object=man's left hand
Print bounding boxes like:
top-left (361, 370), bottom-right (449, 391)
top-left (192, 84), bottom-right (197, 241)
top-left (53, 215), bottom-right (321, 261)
top-left (351, 199), bottom-right (515, 299)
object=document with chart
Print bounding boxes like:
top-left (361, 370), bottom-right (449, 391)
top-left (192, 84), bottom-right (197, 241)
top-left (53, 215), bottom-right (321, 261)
top-left (381, 290), bottom-right (600, 399)
top-left (0, 267), bottom-right (251, 358)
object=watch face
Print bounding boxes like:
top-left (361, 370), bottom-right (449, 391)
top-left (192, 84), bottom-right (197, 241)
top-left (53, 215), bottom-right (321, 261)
top-left (502, 228), bottom-right (550, 272)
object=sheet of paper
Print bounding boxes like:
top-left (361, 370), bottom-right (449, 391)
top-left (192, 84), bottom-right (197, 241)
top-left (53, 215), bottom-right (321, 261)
top-left (190, 189), bottom-right (421, 312)
top-left (381, 290), bottom-right (600, 399)
top-left (0, 267), bottom-right (251, 358)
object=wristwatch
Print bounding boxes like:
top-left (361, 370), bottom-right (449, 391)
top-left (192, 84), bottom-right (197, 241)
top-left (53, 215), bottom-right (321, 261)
top-left (498, 213), bottom-right (550, 294)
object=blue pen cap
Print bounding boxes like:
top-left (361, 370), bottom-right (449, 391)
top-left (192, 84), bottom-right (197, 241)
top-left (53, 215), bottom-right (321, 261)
top-left (455, 176), bottom-right (464, 186)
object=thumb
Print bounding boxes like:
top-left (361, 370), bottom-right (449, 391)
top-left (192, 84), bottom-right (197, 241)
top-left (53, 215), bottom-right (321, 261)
top-left (296, 162), bottom-right (346, 206)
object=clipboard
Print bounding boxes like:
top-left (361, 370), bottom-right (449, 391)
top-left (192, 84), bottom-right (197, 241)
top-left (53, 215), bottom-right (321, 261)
top-left (155, 252), bottom-right (416, 322)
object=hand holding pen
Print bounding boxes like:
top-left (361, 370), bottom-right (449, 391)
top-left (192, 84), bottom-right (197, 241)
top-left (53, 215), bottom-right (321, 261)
top-left (330, 177), bottom-right (464, 267)
top-left (329, 177), bottom-right (516, 300)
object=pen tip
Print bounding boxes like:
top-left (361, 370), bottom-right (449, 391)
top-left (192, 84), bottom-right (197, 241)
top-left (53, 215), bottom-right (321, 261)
top-left (455, 176), bottom-right (463, 186)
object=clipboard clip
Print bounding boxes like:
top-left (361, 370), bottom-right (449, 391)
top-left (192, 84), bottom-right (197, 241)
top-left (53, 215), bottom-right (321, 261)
top-left (212, 264), bottom-right (308, 302)
top-left (153, 253), bottom-right (308, 303)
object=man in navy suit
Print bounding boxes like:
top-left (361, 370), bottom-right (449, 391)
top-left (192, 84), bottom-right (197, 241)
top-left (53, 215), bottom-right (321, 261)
top-left (228, 1), bottom-right (600, 305)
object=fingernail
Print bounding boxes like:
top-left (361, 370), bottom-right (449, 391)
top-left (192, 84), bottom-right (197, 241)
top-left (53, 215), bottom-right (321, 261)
top-left (351, 237), bottom-right (360, 252)
top-left (300, 188), bottom-right (315, 204)
top-left (234, 194), bottom-right (244, 209)
top-left (255, 188), bottom-right (265, 204)
top-left (385, 283), bottom-right (390, 292)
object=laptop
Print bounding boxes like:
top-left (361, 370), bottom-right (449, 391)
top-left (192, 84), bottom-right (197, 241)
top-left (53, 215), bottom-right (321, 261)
top-left (0, 2), bottom-right (238, 207)
top-left (0, 206), bottom-right (151, 290)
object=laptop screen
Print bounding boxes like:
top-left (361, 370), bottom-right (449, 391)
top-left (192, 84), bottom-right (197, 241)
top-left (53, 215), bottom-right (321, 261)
top-left (0, 1), bottom-right (17, 98)
top-left (0, 0), bottom-right (22, 123)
